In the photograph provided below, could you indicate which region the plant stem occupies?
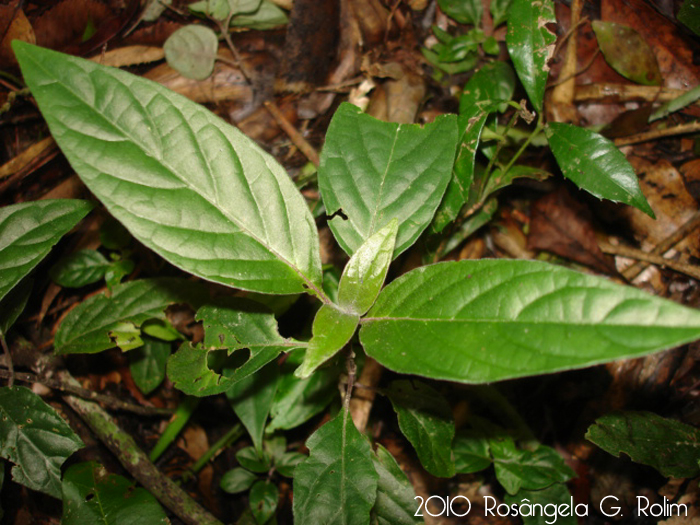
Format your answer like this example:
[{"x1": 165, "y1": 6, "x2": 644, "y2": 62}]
[
  {"x1": 150, "y1": 395, "x2": 201, "y2": 462},
  {"x1": 181, "y1": 423, "x2": 244, "y2": 483},
  {"x1": 500, "y1": 113, "x2": 544, "y2": 178},
  {"x1": 0, "y1": 336, "x2": 13, "y2": 387}
]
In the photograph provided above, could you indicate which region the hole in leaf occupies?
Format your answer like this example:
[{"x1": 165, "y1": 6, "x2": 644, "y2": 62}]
[{"x1": 327, "y1": 208, "x2": 348, "y2": 221}]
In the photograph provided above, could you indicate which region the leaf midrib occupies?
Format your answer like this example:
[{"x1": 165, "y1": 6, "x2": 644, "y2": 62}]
[{"x1": 360, "y1": 316, "x2": 700, "y2": 328}]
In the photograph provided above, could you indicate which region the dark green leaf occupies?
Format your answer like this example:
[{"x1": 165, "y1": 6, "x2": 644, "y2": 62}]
[
  {"x1": 250, "y1": 480, "x2": 278, "y2": 525},
  {"x1": 99, "y1": 218, "x2": 131, "y2": 251},
  {"x1": 360, "y1": 259, "x2": 700, "y2": 383},
  {"x1": 220, "y1": 467, "x2": 258, "y2": 494},
  {"x1": 55, "y1": 278, "x2": 206, "y2": 355},
  {"x1": 0, "y1": 199, "x2": 92, "y2": 302},
  {"x1": 591, "y1": 21, "x2": 661, "y2": 86},
  {"x1": 61, "y1": 461, "x2": 168, "y2": 524},
  {"x1": 0, "y1": 278, "x2": 32, "y2": 337},
  {"x1": 237, "y1": 446, "x2": 271, "y2": 473},
  {"x1": 293, "y1": 408, "x2": 378, "y2": 525},
  {"x1": 453, "y1": 430, "x2": 492, "y2": 473},
  {"x1": 586, "y1": 411, "x2": 700, "y2": 478},
  {"x1": 504, "y1": 483, "x2": 578, "y2": 525},
  {"x1": 226, "y1": 362, "x2": 279, "y2": 453},
  {"x1": 546, "y1": 122, "x2": 654, "y2": 217},
  {"x1": 370, "y1": 444, "x2": 422, "y2": 525},
  {"x1": 50, "y1": 249, "x2": 111, "y2": 288},
  {"x1": 0, "y1": 386, "x2": 83, "y2": 498},
  {"x1": 230, "y1": 0, "x2": 288, "y2": 30},
  {"x1": 679, "y1": 0, "x2": 700, "y2": 37},
  {"x1": 164, "y1": 25, "x2": 218, "y2": 80},
  {"x1": 14, "y1": 42, "x2": 323, "y2": 296},
  {"x1": 649, "y1": 85, "x2": 700, "y2": 122},
  {"x1": 386, "y1": 380, "x2": 455, "y2": 477},
  {"x1": 129, "y1": 337, "x2": 171, "y2": 395},
  {"x1": 438, "y1": 0, "x2": 482, "y2": 25},
  {"x1": 491, "y1": 439, "x2": 575, "y2": 495},
  {"x1": 318, "y1": 102, "x2": 458, "y2": 258},
  {"x1": 482, "y1": 165, "x2": 551, "y2": 199},
  {"x1": 506, "y1": 0, "x2": 556, "y2": 112},
  {"x1": 276, "y1": 452, "x2": 305, "y2": 478},
  {"x1": 491, "y1": 0, "x2": 513, "y2": 27}
]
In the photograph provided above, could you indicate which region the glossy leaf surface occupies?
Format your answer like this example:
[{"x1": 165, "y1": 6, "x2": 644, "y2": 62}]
[
  {"x1": 293, "y1": 409, "x2": 378, "y2": 525},
  {"x1": 14, "y1": 42, "x2": 323, "y2": 296},
  {"x1": 370, "y1": 444, "x2": 422, "y2": 525},
  {"x1": 319, "y1": 102, "x2": 458, "y2": 258},
  {"x1": 0, "y1": 199, "x2": 91, "y2": 302},
  {"x1": 0, "y1": 386, "x2": 83, "y2": 498},
  {"x1": 546, "y1": 123, "x2": 654, "y2": 217},
  {"x1": 360, "y1": 259, "x2": 700, "y2": 383}
]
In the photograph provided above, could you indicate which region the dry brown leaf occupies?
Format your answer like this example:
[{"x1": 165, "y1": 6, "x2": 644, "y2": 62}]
[
  {"x1": 0, "y1": 5, "x2": 35, "y2": 68},
  {"x1": 33, "y1": 0, "x2": 111, "y2": 51}
]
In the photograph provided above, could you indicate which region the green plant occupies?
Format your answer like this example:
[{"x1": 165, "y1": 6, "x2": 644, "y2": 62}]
[{"x1": 2, "y1": 0, "x2": 700, "y2": 521}]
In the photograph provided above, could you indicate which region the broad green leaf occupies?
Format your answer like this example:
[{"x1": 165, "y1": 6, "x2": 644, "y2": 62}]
[
  {"x1": 276, "y1": 451, "x2": 305, "y2": 477},
  {"x1": 318, "y1": 102, "x2": 459, "y2": 258},
  {"x1": 293, "y1": 408, "x2": 378, "y2": 525},
  {"x1": 438, "y1": 0, "x2": 482, "y2": 26},
  {"x1": 129, "y1": 337, "x2": 171, "y2": 395},
  {"x1": 586, "y1": 411, "x2": 700, "y2": 478},
  {"x1": 360, "y1": 259, "x2": 700, "y2": 383},
  {"x1": 491, "y1": 439, "x2": 575, "y2": 495},
  {"x1": 338, "y1": 219, "x2": 398, "y2": 315},
  {"x1": 226, "y1": 361, "x2": 279, "y2": 454},
  {"x1": 50, "y1": 249, "x2": 111, "y2": 288},
  {"x1": 591, "y1": 21, "x2": 661, "y2": 86},
  {"x1": 0, "y1": 199, "x2": 92, "y2": 302},
  {"x1": 54, "y1": 278, "x2": 206, "y2": 355},
  {"x1": 14, "y1": 42, "x2": 323, "y2": 296},
  {"x1": 491, "y1": 0, "x2": 513, "y2": 27},
  {"x1": 504, "y1": 483, "x2": 578, "y2": 525},
  {"x1": 453, "y1": 430, "x2": 492, "y2": 474},
  {"x1": 0, "y1": 278, "x2": 32, "y2": 337},
  {"x1": 164, "y1": 25, "x2": 218, "y2": 80},
  {"x1": 431, "y1": 178, "x2": 465, "y2": 234},
  {"x1": 142, "y1": 318, "x2": 183, "y2": 341},
  {"x1": 237, "y1": 446, "x2": 271, "y2": 473},
  {"x1": 546, "y1": 123, "x2": 654, "y2": 217},
  {"x1": 250, "y1": 480, "x2": 278, "y2": 525},
  {"x1": 61, "y1": 461, "x2": 168, "y2": 524},
  {"x1": 370, "y1": 444, "x2": 422, "y2": 525},
  {"x1": 0, "y1": 386, "x2": 83, "y2": 498},
  {"x1": 506, "y1": 0, "x2": 556, "y2": 112},
  {"x1": 268, "y1": 350, "x2": 340, "y2": 432},
  {"x1": 649, "y1": 85, "x2": 700, "y2": 122},
  {"x1": 679, "y1": 0, "x2": 700, "y2": 37},
  {"x1": 189, "y1": 0, "x2": 231, "y2": 19},
  {"x1": 221, "y1": 467, "x2": 258, "y2": 494},
  {"x1": 386, "y1": 380, "x2": 455, "y2": 478},
  {"x1": 230, "y1": 0, "x2": 288, "y2": 30},
  {"x1": 142, "y1": 0, "x2": 172, "y2": 22},
  {"x1": 296, "y1": 304, "x2": 359, "y2": 379}
]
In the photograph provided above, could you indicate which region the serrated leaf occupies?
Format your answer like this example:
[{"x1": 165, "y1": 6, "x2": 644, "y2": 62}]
[
  {"x1": 338, "y1": 219, "x2": 398, "y2": 315},
  {"x1": 237, "y1": 446, "x2": 271, "y2": 473},
  {"x1": 250, "y1": 480, "x2": 278, "y2": 525},
  {"x1": 14, "y1": 42, "x2": 323, "y2": 296},
  {"x1": 491, "y1": 439, "x2": 575, "y2": 495},
  {"x1": 370, "y1": 444, "x2": 422, "y2": 525},
  {"x1": 293, "y1": 408, "x2": 378, "y2": 525},
  {"x1": 129, "y1": 337, "x2": 171, "y2": 395},
  {"x1": 453, "y1": 430, "x2": 492, "y2": 473},
  {"x1": 231, "y1": 0, "x2": 288, "y2": 30},
  {"x1": 649, "y1": 85, "x2": 700, "y2": 122},
  {"x1": 221, "y1": 467, "x2": 258, "y2": 494},
  {"x1": 226, "y1": 361, "x2": 279, "y2": 454},
  {"x1": 50, "y1": 249, "x2": 111, "y2": 288},
  {"x1": 319, "y1": 102, "x2": 458, "y2": 258},
  {"x1": 296, "y1": 304, "x2": 359, "y2": 379},
  {"x1": 586, "y1": 411, "x2": 700, "y2": 478},
  {"x1": 54, "y1": 278, "x2": 206, "y2": 355},
  {"x1": 491, "y1": 0, "x2": 513, "y2": 27},
  {"x1": 360, "y1": 259, "x2": 700, "y2": 383},
  {"x1": 679, "y1": 0, "x2": 700, "y2": 37},
  {"x1": 591, "y1": 21, "x2": 661, "y2": 86},
  {"x1": 438, "y1": 0, "x2": 482, "y2": 25},
  {"x1": 506, "y1": 0, "x2": 556, "y2": 112},
  {"x1": 386, "y1": 380, "x2": 455, "y2": 478},
  {"x1": 164, "y1": 25, "x2": 218, "y2": 80},
  {"x1": 0, "y1": 199, "x2": 92, "y2": 302},
  {"x1": 0, "y1": 386, "x2": 84, "y2": 498},
  {"x1": 61, "y1": 461, "x2": 168, "y2": 524},
  {"x1": 504, "y1": 483, "x2": 577, "y2": 525},
  {"x1": 546, "y1": 122, "x2": 654, "y2": 217}
]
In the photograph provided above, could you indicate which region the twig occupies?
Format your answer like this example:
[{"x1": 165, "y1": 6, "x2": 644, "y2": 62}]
[
  {"x1": 216, "y1": 16, "x2": 252, "y2": 84},
  {"x1": 264, "y1": 101, "x2": 320, "y2": 167},
  {"x1": 59, "y1": 370, "x2": 224, "y2": 525},
  {"x1": 599, "y1": 241, "x2": 700, "y2": 281},
  {"x1": 614, "y1": 121, "x2": 700, "y2": 147},
  {"x1": 547, "y1": 49, "x2": 599, "y2": 89},
  {"x1": 0, "y1": 368, "x2": 173, "y2": 417},
  {"x1": 575, "y1": 84, "x2": 684, "y2": 103},
  {"x1": 349, "y1": 357, "x2": 383, "y2": 433},
  {"x1": 622, "y1": 210, "x2": 700, "y2": 281},
  {"x1": 0, "y1": 336, "x2": 13, "y2": 387},
  {"x1": 181, "y1": 423, "x2": 244, "y2": 483}
]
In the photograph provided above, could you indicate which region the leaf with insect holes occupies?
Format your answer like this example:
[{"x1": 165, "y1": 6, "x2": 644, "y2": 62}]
[
  {"x1": 360, "y1": 259, "x2": 700, "y2": 383},
  {"x1": 14, "y1": 42, "x2": 323, "y2": 297}
]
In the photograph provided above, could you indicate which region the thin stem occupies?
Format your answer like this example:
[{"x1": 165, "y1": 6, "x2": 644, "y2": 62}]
[
  {"x1": 150, "y1": 396, "x2": 201, "y2": 462},
  {"x1": 181, "y1": 423, "x2": 244, "y2": 483},
  {"x1": 483, "y1": 110, "x2": 520, "y2": 184},
  {"x1": 0, "y1": 336, "x2": 13, "y2": 387},
  {"x1": 216, "y1": 15, "x2": 252, "y2": 84},
  {"x1": 500, "y1": 112, "x2": 544, "y2": 178}
]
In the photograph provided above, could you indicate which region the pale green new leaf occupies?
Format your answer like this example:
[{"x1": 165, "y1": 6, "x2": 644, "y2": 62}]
[
  {"x1": 54, "y1": 278, "x2": 207, "y2": 355},
  {"x1": 164, "y1": 25, "x2": 218, "y2": 80},
  {"x1": 0, "y1": 199, "x2": 92, "y2": 302},
  {"x1": 506, "y1": 0, "x2": 556, "y2": 112},
  {"x1": 61, "y1": 461, "x2": 168, "y2": 524},
  {"x1": 293, "y1": 408, "x2": 378, "y2": 525},
  {"x1": 370, "y1": 444, "x2": 422, "y2": 525},
  {"x1": 319, "y1": 102, "x2": 458, "y2": 258},
  {"x1": 546, "y1": 122, "x2": 654, "y2": 217},
  {"x1": 0, "y1": 386, "x2": 84, "y2": 498},
  {"x1": 360, "y1": 259, "x2": 700, "y2": 383},
  {"x1": 386, "y1": 380, "x2": 455, "y2": 477},
  {"x1": 14, "y1": 42, "x2": 323, "y2": 296},
  {"x1": 50, "y1": 249, "x2": 111, "y2": 288},
  {"x1": 338, "y1": 219, "x2": 398, "y2": 315}
]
